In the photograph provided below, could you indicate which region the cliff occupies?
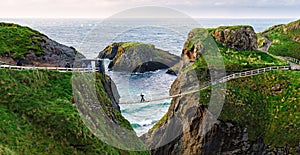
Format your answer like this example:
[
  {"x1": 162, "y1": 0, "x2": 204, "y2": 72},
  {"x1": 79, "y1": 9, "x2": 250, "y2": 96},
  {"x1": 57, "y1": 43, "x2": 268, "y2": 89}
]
[
  {"x1": 0, "y1": 69, "x2": 148, "y2": 154},
  {"x1": 260, "y1": 19, "x2": 300, "y2": 59},
  {"x1": 98, "y1": 42, "x2": 180, "y2": 73},
  {"x1": 0, "y1": 23, "x2": 84, "y2": 67},
  {"x1": 210, "y1": 25, "x2": 258, "y2": 50},
  {"x1": 142, "y1": 25, "x2": 298, "y2": 154}
]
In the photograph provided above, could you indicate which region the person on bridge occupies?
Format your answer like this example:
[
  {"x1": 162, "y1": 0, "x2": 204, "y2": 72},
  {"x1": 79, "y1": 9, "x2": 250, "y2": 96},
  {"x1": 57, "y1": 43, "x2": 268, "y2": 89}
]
[
  {"x1": 17, "y1": 58, "x2": 22, "y2": 66},
  {"x1": 65, "y1": 62, "x2": 71, "y2": 68},
  {"x1": 87, "y1": 64, "x2": 92, "y2": 70},
  {"x1": 140, "y1": 93, "x2": 146, "y2": 102},
  {"x1": 82, "y1": 62, "x2": 86, "y2": 68}
]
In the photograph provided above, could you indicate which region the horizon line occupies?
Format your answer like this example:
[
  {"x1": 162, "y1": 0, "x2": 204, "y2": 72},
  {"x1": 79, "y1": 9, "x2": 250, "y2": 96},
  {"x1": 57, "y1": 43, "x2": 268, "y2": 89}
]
[{"x1": 0, "y1": 16, "x2": 298, "y2": 19}]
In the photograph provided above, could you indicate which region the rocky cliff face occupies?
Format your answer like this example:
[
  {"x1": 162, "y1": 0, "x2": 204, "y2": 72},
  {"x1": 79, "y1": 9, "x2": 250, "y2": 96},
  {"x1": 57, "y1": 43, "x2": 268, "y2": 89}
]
[
  {"x1": 98, "y1": 42, "x2": 180, "y2": 73},
  {"x1": 211, "y1": 26, "x2": 258, "y2": 50},
  {"x1": 0, "y1": 23, "x2": 84, "y2": 67},
  {"x1": 102, "y1": 75, "x2": 121, "y2": 112},
  {"x1": 23, "y1": 37, "x2": 85, "y2": 67},
  {"x1": 142, "y1": 27, "x2": 298, "y2": 154}
]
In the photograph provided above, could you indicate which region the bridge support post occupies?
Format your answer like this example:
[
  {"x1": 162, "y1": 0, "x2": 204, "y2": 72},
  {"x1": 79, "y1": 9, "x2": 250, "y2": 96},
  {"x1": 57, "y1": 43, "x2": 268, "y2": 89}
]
[{"x1": 98, "y1": 59, "x2": 105, "y2": 75}]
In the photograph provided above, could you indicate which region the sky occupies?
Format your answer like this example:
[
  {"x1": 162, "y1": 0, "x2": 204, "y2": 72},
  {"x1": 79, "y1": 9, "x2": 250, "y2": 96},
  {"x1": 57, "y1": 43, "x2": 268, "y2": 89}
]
[{"x1": 0, "y1": 0, "x2": 299, "y2": 18}]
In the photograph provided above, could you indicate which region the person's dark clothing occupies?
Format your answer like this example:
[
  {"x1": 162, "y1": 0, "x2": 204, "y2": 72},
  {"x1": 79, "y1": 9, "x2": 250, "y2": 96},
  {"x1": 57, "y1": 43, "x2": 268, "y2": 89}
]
[
  {"x1": 140, "y1": 94, "x2": 145, "y2": 102},
  {"x1": 17, "y1": 59, "x2": 22, "y2": 66},
  {"x1": 65, "y1": 63, "x2": 71, "y2": 68}
]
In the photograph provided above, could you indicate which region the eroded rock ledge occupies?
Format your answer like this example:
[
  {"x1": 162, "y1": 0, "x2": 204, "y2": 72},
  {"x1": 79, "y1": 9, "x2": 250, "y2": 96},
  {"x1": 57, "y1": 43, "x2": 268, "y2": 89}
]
[{"x1": 98, "y1": 42, "x2": 180, "y2": 73}]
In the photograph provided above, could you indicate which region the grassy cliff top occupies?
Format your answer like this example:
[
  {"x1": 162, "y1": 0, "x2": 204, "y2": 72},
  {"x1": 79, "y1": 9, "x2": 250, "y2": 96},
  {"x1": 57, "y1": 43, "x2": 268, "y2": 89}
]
[
  {"x1": 261, "y1": 19, "x2": 300, "y2": 59},
  {"x1": 192, "y1": 42, "x2": 287, "y2": 75},
  {"x1": 0, "y1": 22, "x2": 47, "y2": 58},
  {"x1": 206, "y1": 25, "x2": 254, "y2": 32},
  {"x1": 199, "y1": 70, "x2": 300, "y2": 149},
  {"x1": 217, "y1": 44, "x2": 287, "y2": 72},
  {"x1": 0, "y1": 69, "x2": 149, "y2": 155},
  {"x1": 181, "y1": 27, "x2": 288, "y2": 85},
  {"x1": 216, "y1": 25, "x2": 254, "y2": 30}
]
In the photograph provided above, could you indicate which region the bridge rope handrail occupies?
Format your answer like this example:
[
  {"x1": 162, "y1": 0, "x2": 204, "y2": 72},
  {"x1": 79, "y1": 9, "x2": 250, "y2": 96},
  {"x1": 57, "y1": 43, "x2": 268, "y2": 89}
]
[
  {"x1": 119, "y1": 65, "x2": 291, "y2": 104},
  {"x1": 0, "y1": 64, "x2": 293, "y2": 104},
  {"x1": 283, "y1": 57, "x2": 300, "y2": 65}
]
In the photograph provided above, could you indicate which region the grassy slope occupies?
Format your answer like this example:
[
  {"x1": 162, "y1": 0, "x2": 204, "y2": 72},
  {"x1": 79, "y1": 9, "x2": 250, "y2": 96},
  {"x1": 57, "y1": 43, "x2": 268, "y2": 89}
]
[
  {"x1": 152, "y1": 28, "x2": 288, "y2": 132},
  {"x1": 0, "y1": 23, "x2": 46, "y2": 58},
  {"x1": 0, "y1": 69, "x2": 149, "y2": 155},
  {"x1": 262, "y1": 19, "x2": 300, "y2": 59},
  {"x1": 192, "y1": 42, "x2": 288, "y2": 82},
  {"x1": 191, "y1": 27, "x2": 288, "y2": 73},
  {"x1": 218, "y1": 43, "x2": 287, "y2": 72},
  {"x1": 196, "y1": 27, "x2": 298, "y2": 148},
  {"x1": 199, "y1": 70, "x2": 300, "y2": 149}
]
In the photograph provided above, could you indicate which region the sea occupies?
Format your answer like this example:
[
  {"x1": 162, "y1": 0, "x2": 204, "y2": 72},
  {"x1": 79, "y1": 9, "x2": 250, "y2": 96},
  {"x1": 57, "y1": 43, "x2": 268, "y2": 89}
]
[{"x1": 0, "y1": 18, "x2": 296, "y2": 136}]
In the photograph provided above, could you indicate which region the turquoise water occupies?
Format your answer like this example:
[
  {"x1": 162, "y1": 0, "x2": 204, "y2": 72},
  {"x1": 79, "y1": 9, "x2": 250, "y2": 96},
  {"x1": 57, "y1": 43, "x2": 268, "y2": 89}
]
[
  {"x1": 0, "y1": 18, "x2": 296, "y2": 136},
  {"x1": 104, "y1": 60, "x2": 176, "y2": 136}
]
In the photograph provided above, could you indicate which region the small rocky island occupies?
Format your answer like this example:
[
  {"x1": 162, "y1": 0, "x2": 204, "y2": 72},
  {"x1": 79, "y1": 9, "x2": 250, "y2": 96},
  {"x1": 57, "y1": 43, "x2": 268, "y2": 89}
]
[{"x1": 98, "y1": 42, "x2": 180, "y2": 73}]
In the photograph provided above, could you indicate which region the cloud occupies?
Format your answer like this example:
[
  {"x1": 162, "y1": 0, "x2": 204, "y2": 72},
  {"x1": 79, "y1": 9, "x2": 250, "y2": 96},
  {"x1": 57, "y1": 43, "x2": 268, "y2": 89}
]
[{"x1": 0, "y1": 0, "x2": 299, "y2": 18}]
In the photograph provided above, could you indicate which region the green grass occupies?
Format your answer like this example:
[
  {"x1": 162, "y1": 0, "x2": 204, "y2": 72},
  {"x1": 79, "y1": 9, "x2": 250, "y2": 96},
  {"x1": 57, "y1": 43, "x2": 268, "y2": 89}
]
[
  {"x1": 191, "y1": 42, "x2": 288, "y2": 77},
  {"x1": 216, "y1": 25, "x2": 253, "y2": 31},
  {"x1": 199, "y1": 70, "x2": 300, "y2": 150},
  {"x1": 0, "y1": 69, "x2": 149, "y2": 154},
  {"x1": 262, "y1": 19, "x2": 300, "y2": 59},
  {"x1": 217, "y1": 44, "x2": 288, "y2": 72},
  {"x1": 121, "y1": 42, "x2": 142, "y2": 49},
  {"x1": 183, "y1": 28, "x2": 287, "y2": 74},
  {"x1": 150, "y1": 113, "x2": 168, "y2": 132},
  {"x1": 257, "y1": 33, "x2": 266, "y2": 48},
  {"x1": 0, "y1": 23, "x2": 46, "y2": 58}
]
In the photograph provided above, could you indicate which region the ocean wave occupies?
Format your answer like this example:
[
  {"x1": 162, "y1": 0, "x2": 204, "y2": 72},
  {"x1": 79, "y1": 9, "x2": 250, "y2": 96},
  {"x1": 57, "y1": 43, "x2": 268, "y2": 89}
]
[
  {"x1": 131, "y1": 120, "x2": 158, "y2": 129},
  {"x1": 121, "y1": 102, "x2": 170, "y2": 113}
]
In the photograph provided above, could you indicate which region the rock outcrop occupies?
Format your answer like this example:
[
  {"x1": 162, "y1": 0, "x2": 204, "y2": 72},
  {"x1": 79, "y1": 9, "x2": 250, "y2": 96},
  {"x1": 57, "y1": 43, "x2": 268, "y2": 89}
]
[
  {"x1": 0, "y1": 23, "x2": 85, "y2": 67},
  {"x1": 211, "y1": 25, "x2": 258, "y2": 50},
  {"x1": 142, "y1": 27, "x2": 298, "y2": 154},
  {"x1": 133, "y1": 61, "x2": 170, "y2": 73},
  {"x1": 23, "y1": 38, "x2": 85, "y2": 67},
  {"x1": 98, "y1": 42, "x2": 180, "y2": 73},
  {"x1": 102, "y1": 75, "x2": 121, "y2": 111}
]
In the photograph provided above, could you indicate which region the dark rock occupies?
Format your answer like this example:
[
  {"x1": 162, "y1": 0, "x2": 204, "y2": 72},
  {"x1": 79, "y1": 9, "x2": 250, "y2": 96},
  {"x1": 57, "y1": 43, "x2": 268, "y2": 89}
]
[
  {"x1": 0, "y1": 34, "x2": 85, "y2": 67},
  {"x1": 101, "y1": 45, "x2": 118, "y2": 60},
  {"x1": 32, "y1": 37, "x2": 85, "y2": 67},
  {"x1": 98, "y1": 42, "x2": 180, "y2": 73},
  {"x1": 166, "y1": 62, "x2": 182, "y2": 76},
  {"x1": 102, "y1": 76, "x2": 121, "y2": 112},
  {"x1": 211, "y1": 26, "x2": 258, "y2": 50},
  {"x1": 166, "y1": 69, "x2": 177, "y2": 75},
  {"x1": 133, "y1": 61, "x2": 169, "y2": 73},
  {"x1": 271, "y1": 83, "x2": 282, "y2": 94}
]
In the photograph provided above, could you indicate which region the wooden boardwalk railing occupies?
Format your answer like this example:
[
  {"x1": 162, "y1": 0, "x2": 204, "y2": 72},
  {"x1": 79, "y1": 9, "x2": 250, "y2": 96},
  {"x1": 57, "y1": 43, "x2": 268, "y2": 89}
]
[{"x1": 0, "y1": 65, "x2": 98, "y2": 72}]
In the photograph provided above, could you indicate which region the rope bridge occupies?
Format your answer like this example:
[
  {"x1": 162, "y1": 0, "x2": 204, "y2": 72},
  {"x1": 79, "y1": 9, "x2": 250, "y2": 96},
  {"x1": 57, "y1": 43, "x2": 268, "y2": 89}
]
[
  {"x1": 119, "y1": 66, "x2": 291, "y2": 104},
  {"x1": 0, "y1": 63, "x2": 295, "y2": 105}
]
